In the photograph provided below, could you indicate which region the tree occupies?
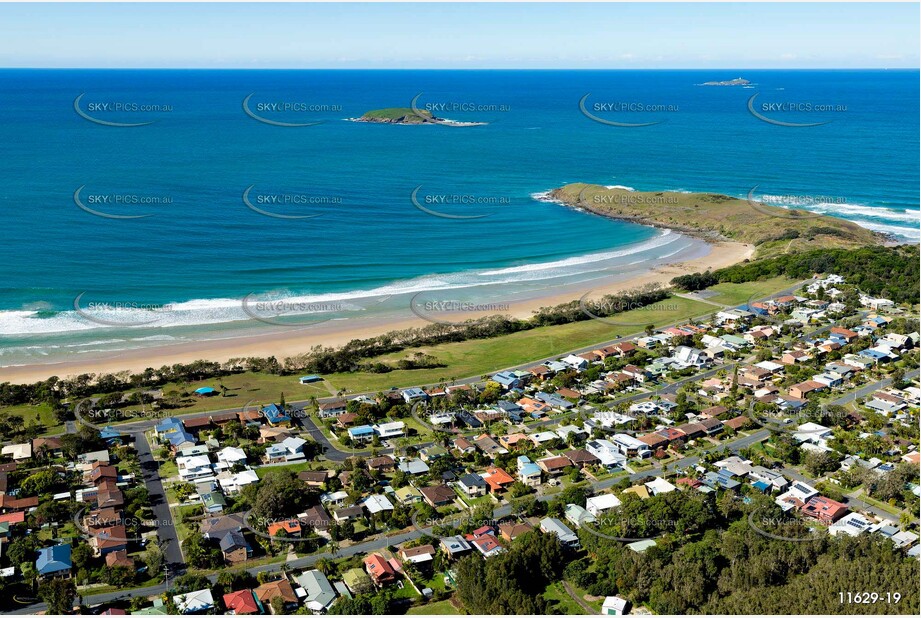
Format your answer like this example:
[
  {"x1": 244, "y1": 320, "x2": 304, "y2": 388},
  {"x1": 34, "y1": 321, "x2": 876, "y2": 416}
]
[
  {"x1": 19, "y1": 469, "x2": 59, "y2": 496},
  {"x1": 38, "y1": 579, "x2": 77, "y2": 615},
  {"x1": 143, "y1": 541, "x2": 165, "y2": 574}
]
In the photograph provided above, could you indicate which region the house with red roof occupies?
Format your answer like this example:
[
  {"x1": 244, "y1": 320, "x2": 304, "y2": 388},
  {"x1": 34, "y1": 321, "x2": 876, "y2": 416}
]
[
  {"x1": 364, "y1": 553, "x2": 397, "y2": 586},
  {"x1": 482, "y1": 468, "x2": 515, "y2": 493},
  {"x1": 223, "y1": 589, "x2": 260, "y2": 615},
  {"x1": 471, "y1": 534, "x2": 504, "y2": 558},
  {"x1": 801, "y1": 496, "x2": 848, "y2": 524}
]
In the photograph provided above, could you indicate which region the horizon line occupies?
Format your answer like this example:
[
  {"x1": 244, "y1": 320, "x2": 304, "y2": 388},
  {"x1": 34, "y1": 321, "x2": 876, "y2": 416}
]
[{"x1": 2, "y1": 66, "x2": 918, "y2": 71}]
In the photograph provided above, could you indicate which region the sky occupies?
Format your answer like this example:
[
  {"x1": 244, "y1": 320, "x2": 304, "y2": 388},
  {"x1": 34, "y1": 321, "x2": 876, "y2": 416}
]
[{"x1": 0, "y1": 2, "x2": 918, "y2": 69}]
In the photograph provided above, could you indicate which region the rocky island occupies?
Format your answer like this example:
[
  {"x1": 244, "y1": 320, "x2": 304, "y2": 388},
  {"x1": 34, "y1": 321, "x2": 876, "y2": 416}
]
[
  {"x1": 353, "y1": 107, "x2": 485, "y2": 126},
  {"x1": 700, "y1": 77, "x2": 751, "y2": 86}
]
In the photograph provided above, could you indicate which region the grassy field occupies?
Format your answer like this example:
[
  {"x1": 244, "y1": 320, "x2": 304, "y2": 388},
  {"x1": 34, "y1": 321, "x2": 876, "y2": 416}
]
[
  {"x1": 0, "y1": 402, "x2": 64, "y2": 435},
  {"x1": 254, "y1": 460, "x2": 328, "y2": 478},
  {"x1": 542, "y1": 581, "x2": 587, "y2": 615},
  {"x1": 555, "y1": 184, "x2": 881, "y2": 258},
  {"x1": 42, "y1": 295, "x2": 715, "y2": 432},
  {"x1": 321, "y1": 296, "x2": 713, "y2": 395},
  {"x1": 406, "y1": 599, "x2": 463, "y2": 615},
  {"x1": 703, "y1": 276, "x2": 799, "y2": 306}
]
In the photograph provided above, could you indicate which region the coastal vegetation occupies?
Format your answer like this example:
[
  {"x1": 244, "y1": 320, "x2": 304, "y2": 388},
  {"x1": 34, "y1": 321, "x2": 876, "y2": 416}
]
[
  {"x1": 0, "y1": 285, "x2": 675, "y2": 412},
  {"x1": 672, "y1": 244, "x2": 920, "y2": 305},
  {"x1": 358, "y1": 107, "x2": 441, "y2": 124},
  {"x1": 2, "y1": 245, "x2": 916, "y2": 439},
  {"x1": 573, "y1": 497, "x2": 919, "y2": 614},
  {"x1": 550, "y1": 183, "x2": 883, "y2": 258}
]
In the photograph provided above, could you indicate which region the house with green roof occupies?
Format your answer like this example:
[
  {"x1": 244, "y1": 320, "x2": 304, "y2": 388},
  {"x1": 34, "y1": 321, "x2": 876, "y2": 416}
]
[{"x1": 395, "y1": 485, "x2": 422, "y2": 505}]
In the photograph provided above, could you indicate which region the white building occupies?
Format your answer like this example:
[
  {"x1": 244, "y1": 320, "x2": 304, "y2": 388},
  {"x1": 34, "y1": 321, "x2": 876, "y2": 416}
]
[
  {"x1": 585, "y1": 439, "x2": 627, "y2": 469},
  {"x1": 176, "y1": 454, "x2": 213, "y2": 481},
  {"x1": 373, "y1": 421, "x2": 406, "y2": 439},
  {"x1": 586, "y1": 493, "x2": 622, "y2": 517}
]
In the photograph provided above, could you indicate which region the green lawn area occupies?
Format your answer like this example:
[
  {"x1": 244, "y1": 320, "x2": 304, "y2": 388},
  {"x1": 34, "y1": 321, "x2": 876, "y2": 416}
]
[
  {"x1": 37, "y1": 522, "x2": 80, "y2": 542},
  {"x1": 542, "y1": 582, "x2": 586, "y2": 615},
  {"x1": 157, "y1": 459, "x2": 178, "y2": 480},
  {"x1": 322, "y1": 296, "x2": 715, "y2": 395},
  {"x1": 703, "y1": 276, "x2": 798, "y2": 306},
  {"x1": 392, "y1": 578, "x2": 422, "y2": 600},
  {"x1": 419, "y1": 571, "x2": 451, "y2": 594},
  {"x1": 255, "y1": 460, "x2": 325, "y2": 478},
  {"x1": 30, "y1": 294, "x2": 719, "y2": 436},
  {"x1": 406, "y1": 599, "x2": 463, "y2": 615},
  {"x1": 1, "y1": 402, "x2": 64, "y2": 435},
  {"x1": 136, "y1": 296, "x2": 713, "y2": 409}
]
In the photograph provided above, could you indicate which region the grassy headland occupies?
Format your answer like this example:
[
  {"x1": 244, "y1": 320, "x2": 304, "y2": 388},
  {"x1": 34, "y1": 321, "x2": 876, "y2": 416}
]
[{"x1": 550, "y1": 183, "x2": 884, "y2": 258}]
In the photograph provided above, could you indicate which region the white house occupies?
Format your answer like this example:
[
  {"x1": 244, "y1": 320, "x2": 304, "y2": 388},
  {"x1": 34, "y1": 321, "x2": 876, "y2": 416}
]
[
  {"x1": 373, "y1": 421, "x2": 406, "y2": 439},
  {"x1": 586, "y1": 493, "x2": 622, "y2": 517},
  {"x1": 560, "y1": 354, "x2": 589, "y2": 370},
  {"x1": 644, "y1": 477, "x2": 677, "y2": 496},
  {"x1": 173, "y1": 589, "x2": 215, "y2": 614},
  {"x1": 586, "y1": 439, "x2": 627, "y2": 469},
  {"x1": 176, "y1": 455, "x2": 214, "y2": 481},
  {"x1": 362, "y1": 494, "x2": 394, "y2": 515},
  {"x1": 829, "y1": 512, "x2": 873, "y2": 537},
  {"x1": 602, "y1": 596, "x2": 629, "y2": 616},
  {"x1": 215, "y1": 447, "x2": 247, "y2": 470}
]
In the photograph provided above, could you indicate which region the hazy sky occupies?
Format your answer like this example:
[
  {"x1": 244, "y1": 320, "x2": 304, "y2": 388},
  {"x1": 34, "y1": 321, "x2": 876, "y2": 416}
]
[{"x1": 0, "y1": 2, "x2": 917, "y2": 69}]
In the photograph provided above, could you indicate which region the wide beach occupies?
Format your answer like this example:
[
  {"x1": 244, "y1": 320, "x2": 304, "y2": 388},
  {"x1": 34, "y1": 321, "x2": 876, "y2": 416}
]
[{"x1": 0, "y1": 239, "x2": 752, "y2": 384}]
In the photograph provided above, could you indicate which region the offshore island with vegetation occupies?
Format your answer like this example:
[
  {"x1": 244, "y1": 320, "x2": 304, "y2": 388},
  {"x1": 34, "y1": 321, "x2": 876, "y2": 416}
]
[{"x1": 354, "y1": 107, "x2": 485, "y2": 126}]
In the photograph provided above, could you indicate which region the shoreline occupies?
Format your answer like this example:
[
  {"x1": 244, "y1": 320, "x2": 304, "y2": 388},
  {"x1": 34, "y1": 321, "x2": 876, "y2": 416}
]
[{"x1": 0, "y1": 239, "x2": 753, "y2": 384}]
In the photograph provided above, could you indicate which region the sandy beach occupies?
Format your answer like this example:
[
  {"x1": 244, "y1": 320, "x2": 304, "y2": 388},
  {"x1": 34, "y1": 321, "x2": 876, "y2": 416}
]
[{"x1": 0, "y1": 240, "x2": 753, "y2": 384}]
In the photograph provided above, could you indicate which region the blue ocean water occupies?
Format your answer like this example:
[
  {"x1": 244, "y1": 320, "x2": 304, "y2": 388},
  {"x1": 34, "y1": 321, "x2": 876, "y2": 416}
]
[{"x1": 0, "y1": 69, "x2": 917, "y2": 363}]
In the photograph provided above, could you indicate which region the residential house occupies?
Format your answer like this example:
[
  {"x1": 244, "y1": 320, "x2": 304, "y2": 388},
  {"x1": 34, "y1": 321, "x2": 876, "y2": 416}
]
[
  {"x1": 363, "y1": 553, "x2": 397, "y2": 586},
  {"x1": 586, "y1": 493, "x2": 622, "y2": 517},
  {"x1": 540, "y1": 517, "x2": 579, "y2": 548},
  {"x1": 498, "y1": 521, "x2": 533, "y2": 542},
  {"x1": 219, "y1": 531, "x2": 251, "y2": 564},
  {"x1": 173, "y1": 589, "x2": 215, "y2": 614},
  {"x1": 517, "y1": 456, "x2": 543, "y2": 487},
  {"x1": 36, "y1": 544, "x2": 71, "y2": 579},
  {"x1": 420, "y1": 484, "x2": 456, "y2": 508},
  {"x1": 296, "y1": 570, "x2": 337, "y2": 614},
  {"x1": 441, "y1": 536, "x2": 473, "y2": 559},
  {"x1": 400, "y1": 544, "x2": 437, "y2": 565},
  {"x1": 254, "y1": 579, "x2": 299, "y2": 613},
  {"x1": 222, "y1": 590, "x2": 260, "y2": 615}
]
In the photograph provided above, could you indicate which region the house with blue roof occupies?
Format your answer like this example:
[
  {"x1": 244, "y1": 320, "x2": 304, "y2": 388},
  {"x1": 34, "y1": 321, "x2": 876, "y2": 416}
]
[
  {"x1": 751, "y1": 480, "x2": 771, "y2": 493},
  {"x1": 36, "y1": 543, "x2": 72, "y2": 578},
  {"x1": 347, "y1": 425, "x2": 375, "y2": 443},
  {"x1": 401, "y1": 387, "x2": 428, "y2": 403},
  {"x1": 492, "y1": 371, "x2": 521, "y2": 390},
  {"x1": 536, "y1": 392, "x2": 573, "y2": 410},
  {"x1": 155, "y1": 417, "x2": 196, "y2": 451},
  {"x1": 155, "y1": 417, "x2": 184, "y2": 435},
  {"x1": 858, "y1": 348, "x2": 890, "y2": 363},
  {"x1": 99, "y1": 426, "x2": 124, "y2": 445},
  {"x1": 517, "y1": 456, "x2": 542, "y2": 487},
  {"x1": 262, "y1": 403, "x2": 291, "y2": 427}
]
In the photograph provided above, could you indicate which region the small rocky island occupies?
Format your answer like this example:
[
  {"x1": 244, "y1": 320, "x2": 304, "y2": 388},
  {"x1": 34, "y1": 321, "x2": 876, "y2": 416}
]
[
  {"x1": 700, "y1": 77, "x2": 751, "y2": 86},
  {"x1": 353, "y1": 107, "x2": 485, "y2": 126},
  {"x1": 355, "y1": 107, "x2": 445, "y2": 124}
]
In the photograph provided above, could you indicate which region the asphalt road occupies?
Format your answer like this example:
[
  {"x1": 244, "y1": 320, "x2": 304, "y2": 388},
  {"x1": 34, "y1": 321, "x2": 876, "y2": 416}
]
[{"x1": 134, "y1": 431, "x2": 184, "y2": 567}]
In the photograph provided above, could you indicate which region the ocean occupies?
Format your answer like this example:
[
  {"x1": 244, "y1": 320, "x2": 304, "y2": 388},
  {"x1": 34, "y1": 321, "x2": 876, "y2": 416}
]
[{"x1": 0, "y1": 69, "x2": 917, "y2": 367}]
